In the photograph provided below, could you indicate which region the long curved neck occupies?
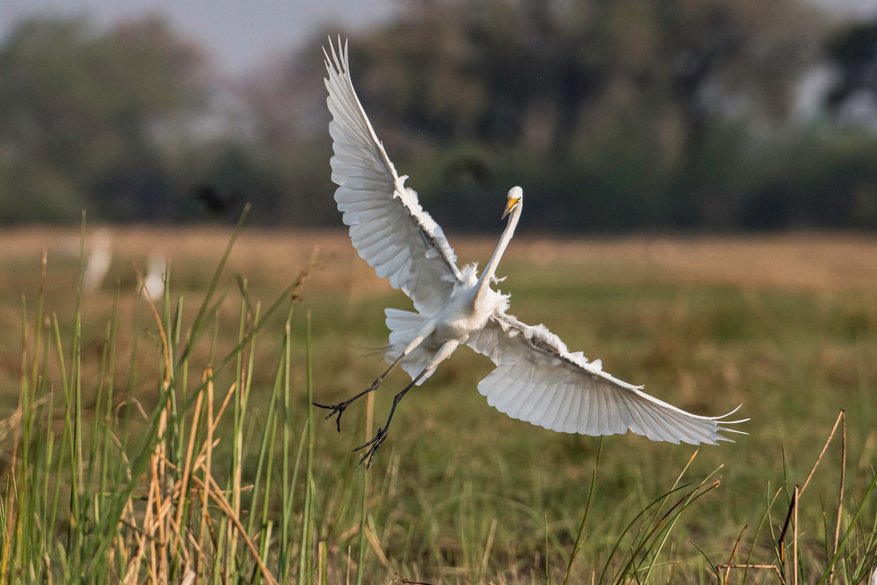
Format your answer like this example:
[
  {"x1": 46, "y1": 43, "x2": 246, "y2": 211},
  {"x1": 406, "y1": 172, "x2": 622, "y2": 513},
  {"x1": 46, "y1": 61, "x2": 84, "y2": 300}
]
[{"x1": 475, "y1": 202, "x2": 522, "y2": 300}]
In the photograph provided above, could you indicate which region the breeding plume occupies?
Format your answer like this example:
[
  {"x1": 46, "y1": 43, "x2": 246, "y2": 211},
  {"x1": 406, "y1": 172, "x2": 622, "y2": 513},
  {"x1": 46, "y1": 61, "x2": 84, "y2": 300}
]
[{"x1": 317, "y1": 40, "x2": 745, "y2": 466}]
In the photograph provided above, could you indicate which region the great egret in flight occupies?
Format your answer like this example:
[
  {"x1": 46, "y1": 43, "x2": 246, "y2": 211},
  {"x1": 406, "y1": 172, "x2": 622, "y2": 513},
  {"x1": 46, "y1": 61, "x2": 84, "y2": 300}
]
[{"x1": 317, "y1": 40, "x2": 745, "y2": 467}]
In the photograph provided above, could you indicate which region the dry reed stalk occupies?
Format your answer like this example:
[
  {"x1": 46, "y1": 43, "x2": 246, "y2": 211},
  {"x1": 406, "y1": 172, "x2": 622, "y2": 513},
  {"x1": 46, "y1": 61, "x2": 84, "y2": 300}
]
[
  {"x1": 199, "y1": 368, "x2": 214, "y2": 579},
  {"x1": 139, "y1": 267, "x2": 174, "y2": 585},
  {"x1": 188, "y1": 466, "x2": 279, "y2": 585},
  {"x1": 110, "y1": 431, "x2": 139, "y2": 576},
  {"x1": 787, "y1": 409, "x2": 847, "y2": 585},
  {"x1": 187, "y1": 531, "x2": 205, "y2": 569},
  {"x1": 197, "y1": 488, "x2": 219, "y2": 552},
  {"x1": 829, "y1": 413, "x2": 846, "y2": 585},
  {"x1": 124, "y1": 474, "x2": 156, "y2": 584},
  {"x1": 148, "y1": 456, "x2": 162, "y2": 584},
  {"x1": 119, "y1": 491, "x2": 140, "y2": 576},
  {"x1": 172, "y1": 388, "x2": 203, "y2": 567},
  {"x1": 191, "y1": 379, "x2": 236, "y2": 579},
  {"x1": 716, "y1": 564, "x2": 786, "y2": 584},
  {"x1": 192, "y1": 381, "x2": 235, "y2": 466},
  {"x1": 793, "y1": 485, "x2": 799, "y2": 585},
  {"x1": 0, "y1": 308, "x2": 29, "y2": 584},
  {"x1": 230, "y1": 314, "x2": 251, "y2": 578},
  {"x1": 154, "y1": 434, "x2": 168, "y2": 581},
  {"x1": 364, "y1": 523, "x2": 390, "y2": 568},
  {"x1": 0, "y1": 402, "x2": 31, "y2": 439},
  {"x1": 153, "y1": 454, "x2": 253, "y2": 563},
  {"x1": 801, "y1": 410, "x2": 846, "y2": 496},
  {"x1": 222, "y1": 517, "x2": 231, "y2": 585},
  {"x1": 165, "y1": 513, "x2": 190, "y2": 566},
  {"x1": 118, "y1": 519, "x2": 164, "y2": 545},
  {"x1": 480, "y1": 518, "x2": 498, "y2": 583},
  {"x1": 721, "y1": 522, "x2": 748, "y2": 585},
  {"x1": 150, "y1": 448, "x2": 170, "y2": 584}
]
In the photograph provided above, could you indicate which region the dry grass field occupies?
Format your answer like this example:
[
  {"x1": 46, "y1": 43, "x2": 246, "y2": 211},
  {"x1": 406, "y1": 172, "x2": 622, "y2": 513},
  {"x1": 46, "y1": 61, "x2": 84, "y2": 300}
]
[{"x1": 0, "y1": 225, "x2": 875, "y2": 584}]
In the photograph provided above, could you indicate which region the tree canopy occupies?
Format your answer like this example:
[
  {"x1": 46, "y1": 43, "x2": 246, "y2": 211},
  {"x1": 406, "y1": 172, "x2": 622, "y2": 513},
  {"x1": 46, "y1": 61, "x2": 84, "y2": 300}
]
[
  {"x1": 2, "y1": 1, "x2": 877, "y2": 231},
  {"x1": 0, "y1": 16, "x2": 209, "y2": 222}
]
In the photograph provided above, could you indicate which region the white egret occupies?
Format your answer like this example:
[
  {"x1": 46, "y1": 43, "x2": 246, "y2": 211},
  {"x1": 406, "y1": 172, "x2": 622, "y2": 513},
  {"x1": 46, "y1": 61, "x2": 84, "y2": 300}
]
[
  {"x1": 141, "y1": 250, "x2": 167, "y2": 302},
  {"x1": 83, "y1": 228, "x2": 113, "y2": 295},
  {"x1": 317, "y1": 40, "x2": 745, "y2": 466}
]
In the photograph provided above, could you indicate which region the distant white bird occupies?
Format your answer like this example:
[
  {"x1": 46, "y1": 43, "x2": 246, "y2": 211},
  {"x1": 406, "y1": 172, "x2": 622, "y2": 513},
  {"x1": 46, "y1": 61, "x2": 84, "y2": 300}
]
[
  {"x1": 83, "y1": 228, "x2": 112, "y2": 294},
  {"x1": 141, "y1": 250, "x2": 167, "y2": 302},
  {"x1": 316, "y1": 40, "x2": 745, "y2": 466}
]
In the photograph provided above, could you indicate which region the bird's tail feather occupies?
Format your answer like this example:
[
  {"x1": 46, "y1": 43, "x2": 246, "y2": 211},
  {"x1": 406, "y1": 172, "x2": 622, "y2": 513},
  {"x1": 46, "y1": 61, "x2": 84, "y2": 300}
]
[{"x1": 384, "y1": 308, "x2": 436, "y2": 385}]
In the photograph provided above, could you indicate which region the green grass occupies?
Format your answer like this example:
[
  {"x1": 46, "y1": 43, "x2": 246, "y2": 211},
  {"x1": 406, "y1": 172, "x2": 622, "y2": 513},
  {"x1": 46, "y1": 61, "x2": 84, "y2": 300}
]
[{"x1": 0, "y1": 224, "x2": 875, "y2": 583}]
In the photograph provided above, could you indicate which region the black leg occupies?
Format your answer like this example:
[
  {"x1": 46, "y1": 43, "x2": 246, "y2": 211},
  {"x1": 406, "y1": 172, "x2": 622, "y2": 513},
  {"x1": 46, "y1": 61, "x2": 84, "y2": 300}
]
[
  {"x1": 354, "y1": 368, "x2": 427, "y2": 469},
  {"x1": 313, "y1": 353, "x2": 405, "y2": 432}
]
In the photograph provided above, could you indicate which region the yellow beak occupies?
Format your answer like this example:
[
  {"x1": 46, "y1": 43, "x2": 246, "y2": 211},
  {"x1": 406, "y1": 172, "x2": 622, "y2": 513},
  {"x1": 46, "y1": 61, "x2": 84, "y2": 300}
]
[{"x1": 502, "y1": 198, "x2": 520, "y2": 220}]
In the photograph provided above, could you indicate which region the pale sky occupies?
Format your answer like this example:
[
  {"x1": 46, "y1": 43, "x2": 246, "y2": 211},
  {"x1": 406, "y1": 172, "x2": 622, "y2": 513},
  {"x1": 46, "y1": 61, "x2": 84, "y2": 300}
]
[
  {"x1": 0, "y1": 0, "x2": 398, "y2": 74},
  {"x1": 1, "y1": 0, "x2": 875, "y2": 76}
]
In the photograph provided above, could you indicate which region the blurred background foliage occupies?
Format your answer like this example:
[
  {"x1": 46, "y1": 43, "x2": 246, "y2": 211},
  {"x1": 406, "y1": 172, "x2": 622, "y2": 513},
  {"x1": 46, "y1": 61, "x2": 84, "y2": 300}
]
[{"x1": 3, "y1": 0, "x2": 877, "y2": 231}]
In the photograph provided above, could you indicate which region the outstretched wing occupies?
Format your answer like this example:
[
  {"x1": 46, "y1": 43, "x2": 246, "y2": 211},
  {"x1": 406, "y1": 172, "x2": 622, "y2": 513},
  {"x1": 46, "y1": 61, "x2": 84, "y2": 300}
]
[
  {"x1": 467, "y1": 313, "x2": 746, "y2": 445},
  {"x1": 325, "y1": 40, "x2": 463, "y2": 316}
]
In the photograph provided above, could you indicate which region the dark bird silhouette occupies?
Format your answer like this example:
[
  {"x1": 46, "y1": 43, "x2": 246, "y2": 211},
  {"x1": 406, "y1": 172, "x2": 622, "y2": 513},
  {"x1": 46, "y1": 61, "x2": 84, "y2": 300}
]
[
  {"x1": 192, "y1": 184, "x2": 242, "y2": 216},
  {"x1": 442, "y1": 155, "x2": 493, "y2": 184}
]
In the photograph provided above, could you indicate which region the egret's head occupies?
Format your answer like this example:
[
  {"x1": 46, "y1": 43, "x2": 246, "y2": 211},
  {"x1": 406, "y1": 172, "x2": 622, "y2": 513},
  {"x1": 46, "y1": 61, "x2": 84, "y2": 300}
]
[{"x1": 503, "y1": 186, "x2": 523, "y2": 219}]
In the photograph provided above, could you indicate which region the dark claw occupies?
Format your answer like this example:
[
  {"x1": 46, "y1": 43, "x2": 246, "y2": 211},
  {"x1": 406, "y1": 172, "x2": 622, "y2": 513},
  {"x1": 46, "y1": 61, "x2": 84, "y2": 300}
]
[
  {"x1": 353, "y1": 428, "x2": 388, "y2": 469},
  {"x1": 313, "y1": 402, "x2": 346, "y2": 432}
]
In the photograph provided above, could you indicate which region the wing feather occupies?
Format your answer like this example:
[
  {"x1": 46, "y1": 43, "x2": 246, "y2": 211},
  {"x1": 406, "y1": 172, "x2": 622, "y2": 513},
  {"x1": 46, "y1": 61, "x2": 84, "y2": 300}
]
[
  {"x1": 468, "y1": 313, "x2": 746, "y2": 445},
  {"x1": 544, "y1": 383, "x2": 569, "y2": 429},
  {"x1": 567, "y1": 381, "x2": 585, "y2": 434},
  {"x1": 325, "y1": 39, "x2": 462, "y2": 315},
  {"x1": 529, "y1": 380, "x2": 558, "y2": 423}
]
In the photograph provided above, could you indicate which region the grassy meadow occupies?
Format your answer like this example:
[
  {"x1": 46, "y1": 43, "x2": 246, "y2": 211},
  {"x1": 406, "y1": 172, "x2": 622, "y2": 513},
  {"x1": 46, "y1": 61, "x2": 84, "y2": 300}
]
[{"x1": 0, "y1": 222, "x2": 875, "y2": 584}]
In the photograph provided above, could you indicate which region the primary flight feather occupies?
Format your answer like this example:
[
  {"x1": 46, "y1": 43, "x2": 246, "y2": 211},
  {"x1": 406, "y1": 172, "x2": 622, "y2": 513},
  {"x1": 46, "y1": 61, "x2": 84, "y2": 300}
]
[{"x1": 317, "y1": 39, "x2": 745, "y2": 466}]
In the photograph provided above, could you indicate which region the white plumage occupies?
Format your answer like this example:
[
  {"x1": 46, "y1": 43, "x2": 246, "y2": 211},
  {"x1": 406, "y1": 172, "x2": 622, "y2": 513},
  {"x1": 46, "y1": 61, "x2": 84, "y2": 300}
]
[
  {"x1": 325, "y1": 42, "x2": 461, "y2": 316},
  {"x1": 320, "y1": 39, "x2": 745, "y2": 463},
  {"x1": 83, "y1": 228, "x2": 113, "y2": 295},
  {"x1": 141, "y1": 250, "x2": 167, "y2": 302}
]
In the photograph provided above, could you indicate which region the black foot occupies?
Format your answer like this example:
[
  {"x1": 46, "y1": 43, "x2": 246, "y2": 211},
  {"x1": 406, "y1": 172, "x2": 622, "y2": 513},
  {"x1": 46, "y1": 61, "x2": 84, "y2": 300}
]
[
  {"x1": 353, "y1": 428, "x2": 388, "y2": 469},
  {"x1": 313, "y1": 401, "x2": 348, "y2": 432}
]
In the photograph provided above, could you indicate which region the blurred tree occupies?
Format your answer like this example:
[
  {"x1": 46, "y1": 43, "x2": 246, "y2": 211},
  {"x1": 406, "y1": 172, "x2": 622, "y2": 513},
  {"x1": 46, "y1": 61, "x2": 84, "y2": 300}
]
[
  {"x1": 2, "y1": 4, "x2": 876, "y2": 231},
  {"x1": 265, "y1": 0, "x2": 825, "y2": 231},
  {"x1": 825, "y1": 21, "x2": 877, "y2": 111},
  {"x1": 0, "y1": 16, "x2": 211, "y2": 222}
]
